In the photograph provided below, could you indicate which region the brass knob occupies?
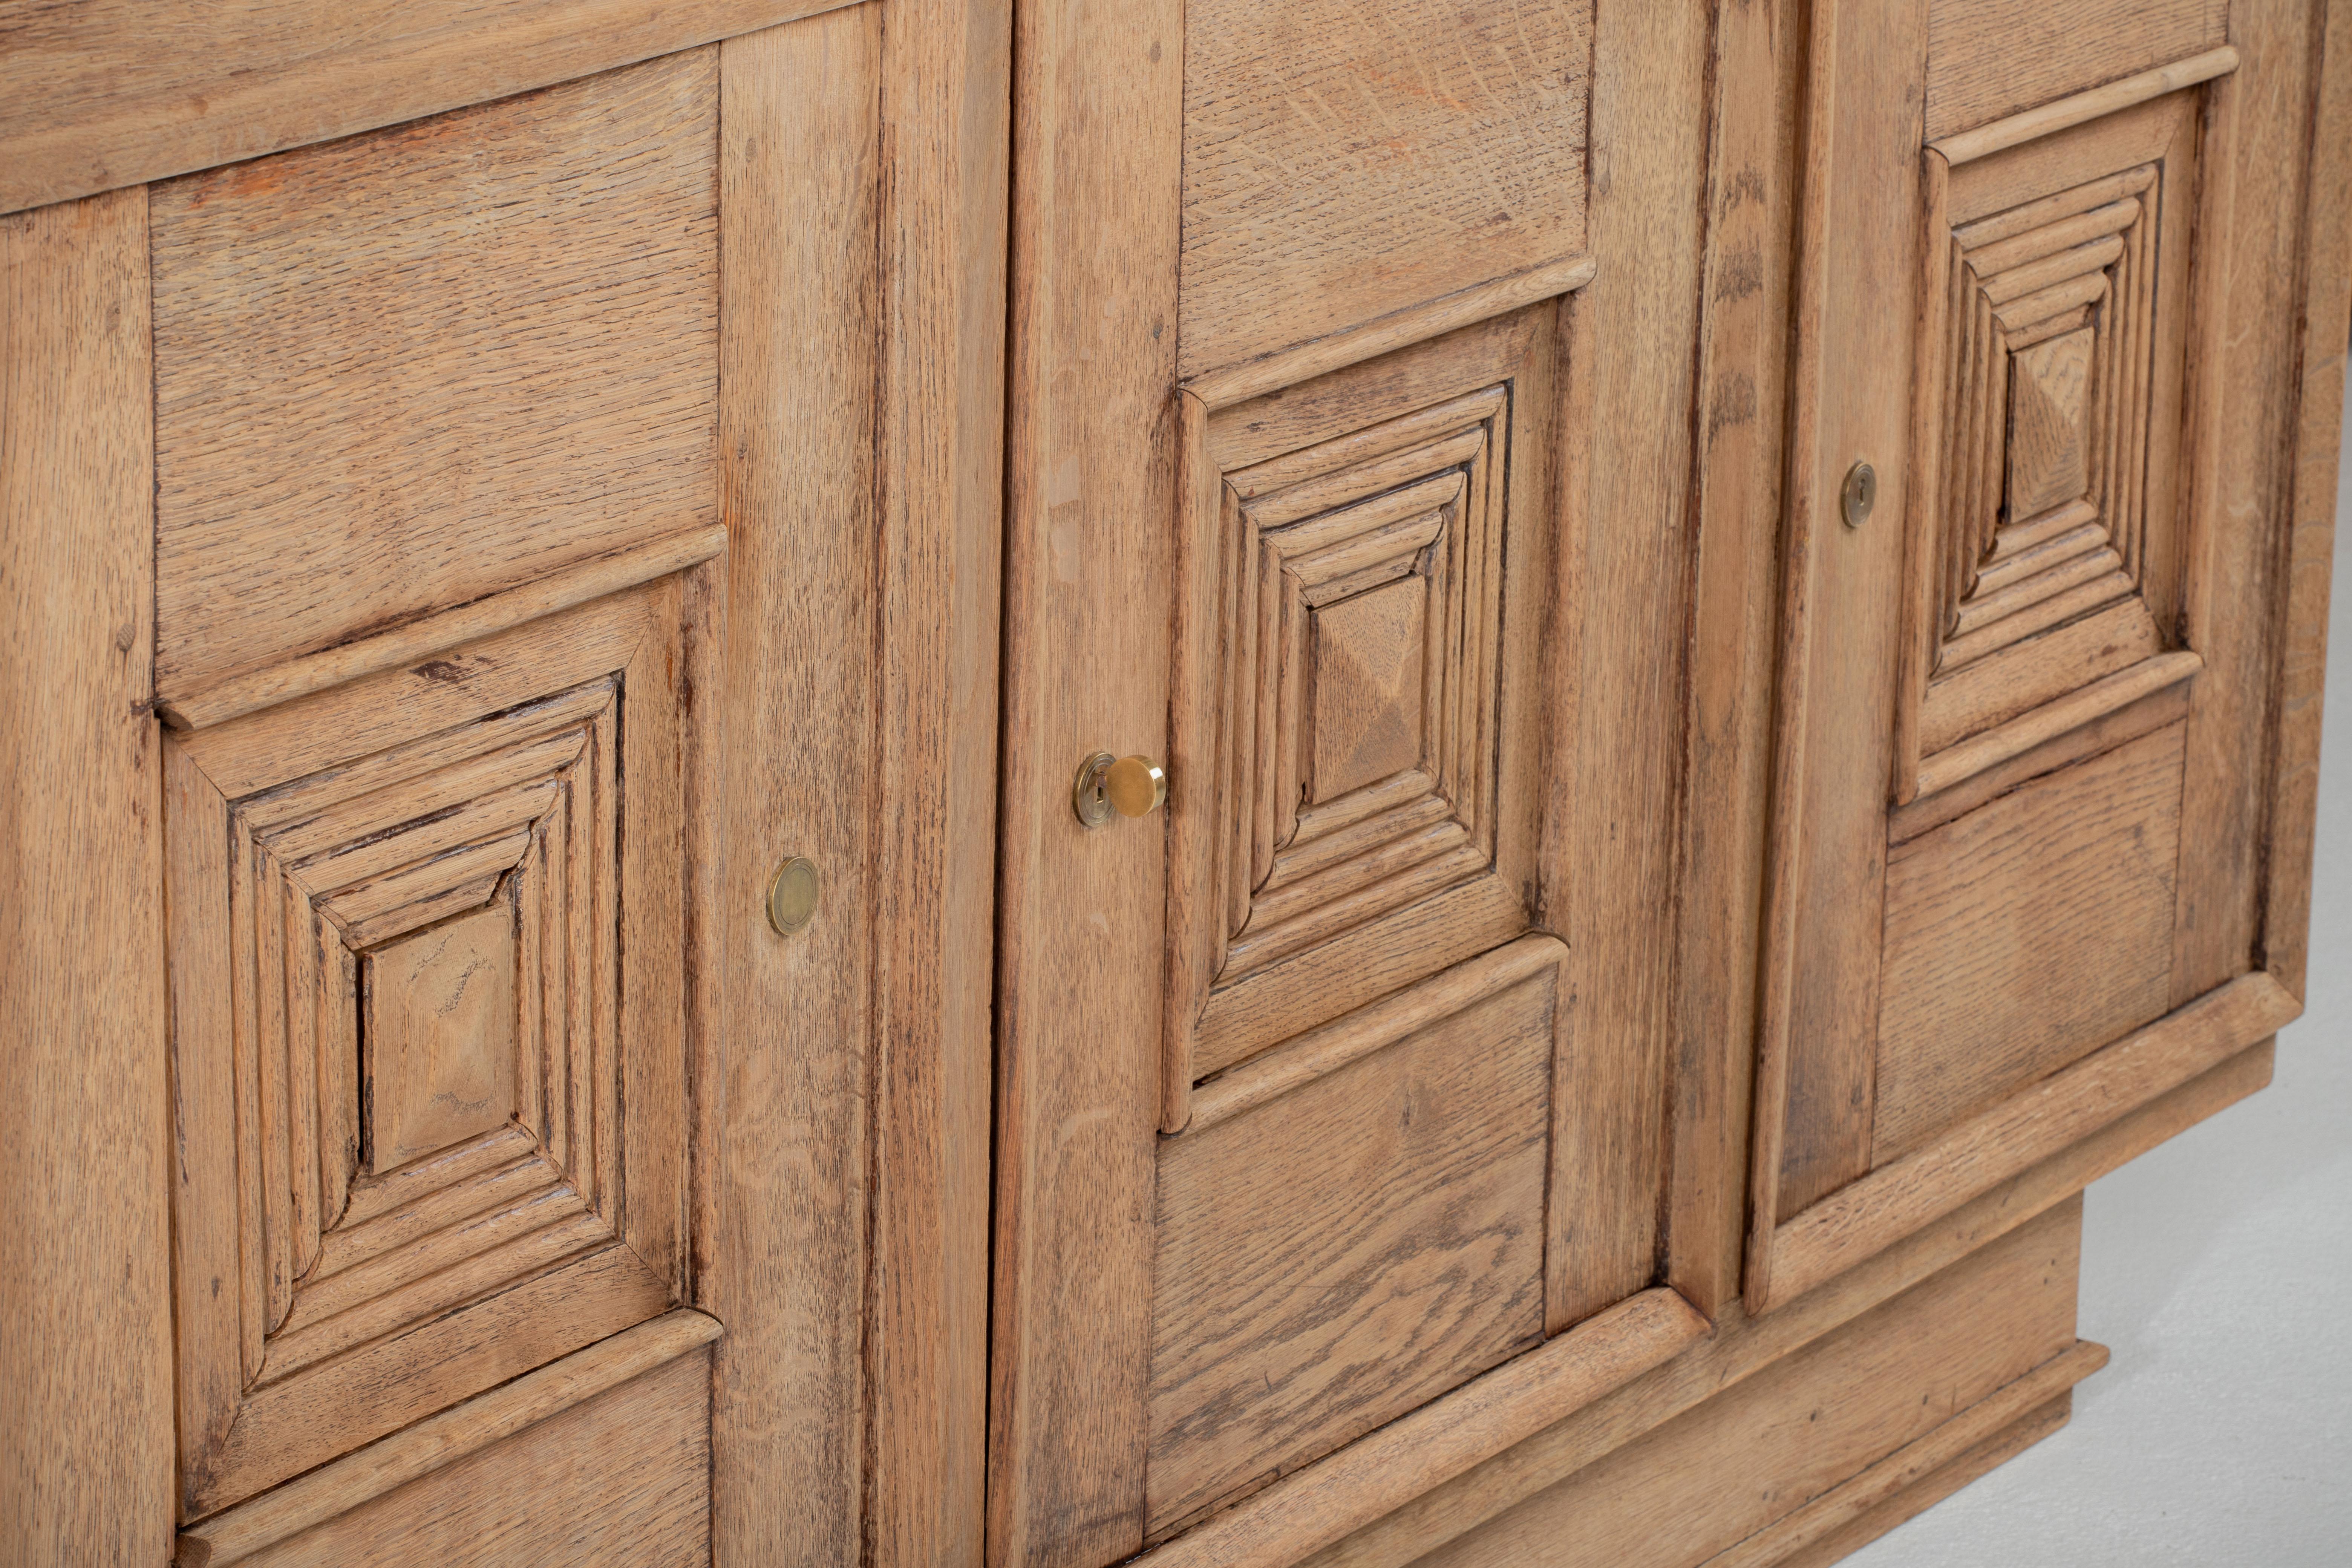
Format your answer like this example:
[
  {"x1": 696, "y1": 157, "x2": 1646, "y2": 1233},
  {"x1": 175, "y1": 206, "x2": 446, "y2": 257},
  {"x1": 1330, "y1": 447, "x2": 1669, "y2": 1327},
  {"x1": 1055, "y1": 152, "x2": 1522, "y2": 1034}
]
[{"x1": 1073, "y1": 752, "x2": 1167, "y2": 828}]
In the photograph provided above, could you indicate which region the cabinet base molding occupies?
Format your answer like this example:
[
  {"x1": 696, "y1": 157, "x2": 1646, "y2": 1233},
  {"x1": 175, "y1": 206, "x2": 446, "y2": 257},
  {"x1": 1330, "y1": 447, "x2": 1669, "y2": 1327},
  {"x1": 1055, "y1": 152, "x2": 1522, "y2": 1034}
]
[
  {"x1": 174, "y1": 1311, "x2": 721, "y2": 1566},
  {"x1": 1270, "y1": 1040, "x2": 2270, "y2": 1568},
  {"x1": 1320, "y1": 1200, "x2": 2094, "y2": 1568}
]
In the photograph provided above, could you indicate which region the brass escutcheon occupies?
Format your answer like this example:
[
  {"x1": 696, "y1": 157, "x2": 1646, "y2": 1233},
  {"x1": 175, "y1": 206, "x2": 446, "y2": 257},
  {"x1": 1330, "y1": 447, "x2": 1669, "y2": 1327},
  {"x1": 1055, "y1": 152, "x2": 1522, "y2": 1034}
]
[
  {"x1": 765, "y1": 856, "x2": 821, "y2": 936},
  {"x1": 1073, "y1": 752, "x2": 1167, "y2": 828},
  {"x1": 1841, "y1": 460, "x2": 1877, "y2": 528}
]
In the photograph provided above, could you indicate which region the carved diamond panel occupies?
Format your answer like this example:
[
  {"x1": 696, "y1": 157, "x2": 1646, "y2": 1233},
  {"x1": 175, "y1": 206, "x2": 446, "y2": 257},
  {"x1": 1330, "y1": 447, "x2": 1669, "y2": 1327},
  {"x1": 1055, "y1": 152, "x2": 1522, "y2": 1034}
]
[
  {"x1": 1215, "y1": 393, "x2": 1507, "y2": 983},
  {"x1": 1903, "y1": 92, "x2": 2202, "y2": 788},
  {"x1": 166, "y1": 583, "x2": 691, "y2": 1516},
  {"x1": 1932, "y1": 165, "x2": 2158, "y2": 673},
  {"x1": 1168, "y1": 305, "x2": 1562, "y2": 1087}
]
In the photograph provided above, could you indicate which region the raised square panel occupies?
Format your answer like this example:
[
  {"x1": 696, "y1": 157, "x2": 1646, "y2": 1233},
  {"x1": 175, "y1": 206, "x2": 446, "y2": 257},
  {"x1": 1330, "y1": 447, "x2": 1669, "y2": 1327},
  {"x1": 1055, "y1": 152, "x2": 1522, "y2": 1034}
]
[
  {"x1": 1170, "y1": 305, "x2": 1564, "y2": 1078},
  {"x1": 1308, "y1": 575, "x2": 1427, "y2": 804},
  {"x1": 165, "y1": 582, "x2": 694, "y2": 1516},
  {"x1": 364, "y1": 906, "x2": 520, "y2": 1175},
  {"x1": 150, "y1": 50, "x2": 718, "y2": 707},
  {"x1": 1904, "y1": 90, "x2": 2202, "y2": 784},
  {"x1": 2006, "y1": 326, "x2": 2092, "y2": 520},
  {"x1": 1178, "y1": 0, "x2": 1591, "y2": 378}
]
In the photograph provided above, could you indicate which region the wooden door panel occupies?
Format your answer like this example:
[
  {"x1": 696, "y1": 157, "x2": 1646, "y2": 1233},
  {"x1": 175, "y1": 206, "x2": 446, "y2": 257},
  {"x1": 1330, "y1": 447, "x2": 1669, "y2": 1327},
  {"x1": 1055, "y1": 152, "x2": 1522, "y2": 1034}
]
[
  {"x1": 1873, "y1": 724, "x2": 2184, "y2": 1163},
  {"x1": 210, "y1": 1347, "x2": 715, "y2": 1568},
  {"x1": 1924, "y1": 0, "x2": 2226, "y2": 142},
  {"x1": 1900, "y1": 83, "x2": 2205, "y2": 793},
  {"x1": 997, "y1": 0, "x2": 1714, "y2": 1557},
  {"x1": 165, "y1": 579, "x2": 704, "y2": 1516},
  {"x1": 1169, "y1": 307, "x2": 1557, "y2": 1093},
  {"x1": 1148, "y1": 940, "x2": 1560, "y2": 1539},
  {"x1": 1176, "y1": 0, "x2": 1590, "y2": 378},
  {"x1": 7, "y1": 0, "x2": 1009, "y2": 1554},
  {"x1": 1749, "y1": 3, "x2": 2320, "y2": 1312},
  {"x1": 148, "y1": 51, "x2": 720, "y2": 709}
]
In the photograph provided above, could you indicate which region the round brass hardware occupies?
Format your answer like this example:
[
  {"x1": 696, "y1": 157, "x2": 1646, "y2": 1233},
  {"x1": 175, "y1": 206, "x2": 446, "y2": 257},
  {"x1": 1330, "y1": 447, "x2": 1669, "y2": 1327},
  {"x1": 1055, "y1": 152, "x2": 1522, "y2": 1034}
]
[
  {"x1": 1840, "y1": 460, "x2": 1877, "y2": 529},
  {"x1": 1073, "y1": 752, "x2": 1168, "y2": 828},
  {"x1": 766, "y1": 856, "x2": 821, "y2": 936},
  {"x1": 1106, "y1": 754, "x2": 1168, "y2": 818}
]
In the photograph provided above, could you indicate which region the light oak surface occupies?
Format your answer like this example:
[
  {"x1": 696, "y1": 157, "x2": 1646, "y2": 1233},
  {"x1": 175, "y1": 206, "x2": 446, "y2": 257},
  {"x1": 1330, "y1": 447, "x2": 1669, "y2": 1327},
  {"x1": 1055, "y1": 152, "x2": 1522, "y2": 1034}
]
[
  {"x1": 148, "y1": 54, "x2": 720, "y2": 704},
  {"x1": 0, "y1": 1, "x2": 2343, "y2": 1563},
  {"x1": 0, "y1": 184, "x2": 174, "y2": 1565},
  {"x1": 704, "y1": 15, "x2": 880, "y2": 1563}
]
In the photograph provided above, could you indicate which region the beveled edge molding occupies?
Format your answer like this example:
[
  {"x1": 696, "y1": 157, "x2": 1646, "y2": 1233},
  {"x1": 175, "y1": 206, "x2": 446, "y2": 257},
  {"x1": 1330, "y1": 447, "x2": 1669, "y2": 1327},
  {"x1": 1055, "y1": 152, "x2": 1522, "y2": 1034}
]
[
  {"x1": 1931, "y1": 45, "x2": 2240, "y2": 167},
  {"x1": 0, "y1": 0, "x2": 856, "y2": 217},
  {"x1": 158, "y1": 525, "x2": 728, "y2": 730},
  {"x1": 1135, "y1": 1287, "x2": 1708, "y2": 1568},
  {"x1": 1317, "y1": 1043, "x2": 2269, "y2": 1566},
  {"x1": 1761, "y1": 972, "x2": 2299, "y2": 1311},
  {"x1": 1703, "y1": 1338, "x2": 2109, "y2": 1568},
  {"x1": 1184, "y1": 936, "x2": 1565, "y2": 1134},
  {"x1": 1181, "y1": 254, "x2": 1597, "y2": 412},
  {"x1": 1912, "y1": 650, "x2": 2202, "y2": 799},
  {"x1": 173, "y1": 1309, "x2": 721, "y2": 1565}
]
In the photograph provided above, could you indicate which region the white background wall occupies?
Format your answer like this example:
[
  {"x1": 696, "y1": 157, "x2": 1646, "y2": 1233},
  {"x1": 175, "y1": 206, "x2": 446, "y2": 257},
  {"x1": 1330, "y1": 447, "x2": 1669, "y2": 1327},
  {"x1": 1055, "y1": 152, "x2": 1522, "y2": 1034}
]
[{"x1": 1847, "y1": 370, "x2": 2352, "y2": 1563}]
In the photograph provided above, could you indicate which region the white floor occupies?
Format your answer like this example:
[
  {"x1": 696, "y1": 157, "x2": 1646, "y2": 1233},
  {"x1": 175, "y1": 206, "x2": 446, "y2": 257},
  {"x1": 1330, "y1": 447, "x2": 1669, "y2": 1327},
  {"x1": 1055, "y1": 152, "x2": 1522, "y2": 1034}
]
[{"x1": 1844, "y1": 372, "x2": 2352, "y2": 1563}]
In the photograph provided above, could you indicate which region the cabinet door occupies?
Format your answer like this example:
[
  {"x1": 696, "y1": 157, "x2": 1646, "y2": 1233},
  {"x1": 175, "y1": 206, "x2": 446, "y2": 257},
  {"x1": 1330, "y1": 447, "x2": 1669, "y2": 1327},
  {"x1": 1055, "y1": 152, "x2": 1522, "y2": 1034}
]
[
  {"x1": 1747, "y1": 0, "x2": 2337, "y2": 1312},
  {"x1": 991, "y1": 3, "x2": 1723, "y2": 1562},
  {"x1": 0, "y1": 4, "x2": 1004, "y2": 1560}
]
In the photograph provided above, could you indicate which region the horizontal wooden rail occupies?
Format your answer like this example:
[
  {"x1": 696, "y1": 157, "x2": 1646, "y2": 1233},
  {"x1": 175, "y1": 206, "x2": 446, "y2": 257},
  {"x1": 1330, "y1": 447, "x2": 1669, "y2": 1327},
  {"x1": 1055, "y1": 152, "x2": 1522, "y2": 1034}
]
[
  {"x1": 1765, "y1": 972, "x2": 2298, "y2": 1309},
  {"x1": 1913, "y1": 650, "x2": 2202, "y2": 799},
  {"x1": 1704, "y1": 1339, "x2": 2109, "y2": 1568},
  {"x1": 1186, "y1": 936, "x2": 1565, "y2": 1133},
  {"x1": 1932, "y1": 46, "x2": 2239, "y2": 166},
  {"x1": 1184, "y1": 254, "x2": 1597, "y2": 411},
  {"x1": 0, "y1": 0, "x2": 858, "y2": 216},
  {"x1": 175, "y1": 1310, "x2": 721, "y2": 1565},
  {"x1": 1138, "y1": 1287, "x2": 1709, "y2": 1568},
  {"x1": 159, "y1": 525, "x2": 726, "y2": 730}
]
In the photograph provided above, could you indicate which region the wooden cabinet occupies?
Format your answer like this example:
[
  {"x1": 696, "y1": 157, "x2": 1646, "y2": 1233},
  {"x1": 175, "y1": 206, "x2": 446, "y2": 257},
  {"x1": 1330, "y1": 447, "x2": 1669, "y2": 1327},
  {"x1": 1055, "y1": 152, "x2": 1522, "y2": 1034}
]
[{"x1": 1, "y1": 1, "x2": 2344, "y2": 1565}]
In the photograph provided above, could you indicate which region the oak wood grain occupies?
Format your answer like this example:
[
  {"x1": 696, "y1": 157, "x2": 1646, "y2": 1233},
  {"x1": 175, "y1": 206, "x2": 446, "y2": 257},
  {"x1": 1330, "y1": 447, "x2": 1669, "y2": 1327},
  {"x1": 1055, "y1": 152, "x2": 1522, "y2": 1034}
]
[
  {"x1": 2262, "y1": 0, "x2": 2352, "y2": 1003},
  {"x1": 1138, "y1": 1290, "x2": 1708, "y2": 1568},
  {"x1": 363, "y1": 908, "x2": 519, "y2": 1173},
  {"x1": 862, "y1": 0, "x2": 1011, "y2": 1560},
  {"x1": 1413, "y1": 1202, "x2": 2083, "y2": 1568},
  {"x1": 706, "y1": 13, "x2": 880, "y2": 1565},
  {"x1": 1171, "y1": 309, "x2": 1555, "y2": 1086},
  {"x1": 1545, "y1": 0, "x2": 1714, "y2": 1334},
  {"x1": 164, "y1": 576, "x2": 693, "y2": 1516},
  {"x1": 149, "y1": 52, "x2": 719, "y2": 704},
  {"x1": 1769, "y1": 972, "x2": 2297, "y2": 1308},
  {"x1": 1668, "y1": 0, "x2": 1801, "y2": 1322},
  {"x1": 210, "y1": 1344, "x2": 714, "y2": 1568},
  {"x1": 176, "y1": 1311, "x2": 720, "y2": 1565},
  {"x1": 159, "y1": 527, "x2": 726, "y2": 732},
  {"x1": 2170, "y1": 2, "x2": 2319, "y2": 1008},
  {"x1": 1890, "y1": 675, "x2": 2192, "y2": 843},
  {"x1": 1305, "y1": 1044, "x2": 2269, "y2": 1568},
  {"x1": 1767, "y1": 1393, "x2": 2079, "y2": 1568},
  {"x1": 1704, "y1": 1340, "x2": 2104, "y2": 1568},
  {"x1": 1148, "y1": 962, "x2": 1553, "y2": 1535},
  {"x1": 1750, "y1": 0, "x2": 1929, "y2": 1282},
  {"x1": 1874, "y1": 725, "x2": 2185, "y2": 1161},
  {"x1": 1929, "y1": 33, "x2": 2236, "y2": 159},
  {"x1": 987, "y1": 0, "x2": 1182, "y2": 1555},
  {"x1": 0, "y1": 0, "x2": 849, "y2": 216},
  {"x1": 1176, "y1": 0, "x2": 1591, "y2": 380},
  {"x1": 0, "y1": 183, "x2": 173, "y2": 1564}
]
